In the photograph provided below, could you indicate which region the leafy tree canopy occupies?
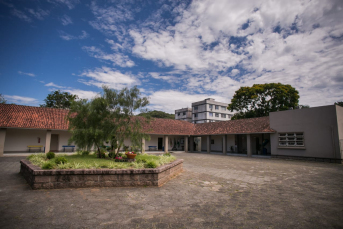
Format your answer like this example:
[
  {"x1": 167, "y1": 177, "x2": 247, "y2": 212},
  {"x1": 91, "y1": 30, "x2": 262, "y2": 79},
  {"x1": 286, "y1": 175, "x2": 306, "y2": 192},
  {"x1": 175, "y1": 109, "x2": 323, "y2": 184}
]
[
  {"x1": 67, "y1": 86, "x2": 150, "y2": 158},
  {"x1": 40, "y1": 90, "x2": 78, "y2": 109},
  {"x1": 228, "y1": 83, "x2": 299, "y2": 120},
  {"x1": 138, "y1": 110, "x2": 174, "y2": 119},
  {"x1": 0, "y1": 94, "x2": 6, "y2": 104},
  {"x1": 335, "y1": 101, "x2": 343, "y2": 107}
]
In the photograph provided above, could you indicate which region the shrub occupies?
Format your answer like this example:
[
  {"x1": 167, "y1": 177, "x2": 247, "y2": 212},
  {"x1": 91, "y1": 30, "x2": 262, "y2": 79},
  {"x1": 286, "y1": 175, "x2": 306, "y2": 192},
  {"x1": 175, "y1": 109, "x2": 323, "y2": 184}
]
[
  {"x1": 97, "y1": 151, "x2": 106, "y2": 158},
  {"x1": 82, "y1": 151, "x2": 90, "y2": 156},
  {"x1": 136, "y1": 158, "x2": 147, "y2": 163},
  {"x1": 164, "y1": 152, "x2": 171, "y2": 157},
  {"x1": 46, "y1": 152, "x2": 55, "y2": 159},
  {"x1": 145, "y1": 161, "x2": 158, "y2": 168},
  {"x1": 42, "y1": 161, "x2": 54, "y2": 169},
  {"x1": 55, "y1": 157, "x2": 68, "y2": 165}
]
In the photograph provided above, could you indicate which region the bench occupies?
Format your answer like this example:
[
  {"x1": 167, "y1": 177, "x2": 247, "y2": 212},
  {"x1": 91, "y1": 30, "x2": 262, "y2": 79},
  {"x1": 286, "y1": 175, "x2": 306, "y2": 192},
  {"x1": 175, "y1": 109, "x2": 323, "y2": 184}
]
[
  {"x1": 148, "y1": 146, "x2": 157, "y2": 151},
  {"x1": 27, "y1": 145, "x2": 43, "y2": 152},
  {"x1": 62, "y1": 145, "x2": 75, "y2": 152}
]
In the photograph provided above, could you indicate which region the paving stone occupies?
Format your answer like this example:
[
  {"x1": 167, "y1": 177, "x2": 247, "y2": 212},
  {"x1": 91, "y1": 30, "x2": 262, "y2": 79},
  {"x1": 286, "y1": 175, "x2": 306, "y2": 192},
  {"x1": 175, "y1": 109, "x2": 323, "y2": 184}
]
[{"x1": 0, "y1": 153, "x2": 343, "y2": 228}]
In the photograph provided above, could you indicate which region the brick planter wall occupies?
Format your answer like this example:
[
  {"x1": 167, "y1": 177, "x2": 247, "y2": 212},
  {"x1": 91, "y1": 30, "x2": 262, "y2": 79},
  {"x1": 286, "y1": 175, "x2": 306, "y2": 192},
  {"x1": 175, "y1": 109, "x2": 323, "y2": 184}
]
[{"x1": 20, "y1": 159, "x2": 183, "y2": 189}]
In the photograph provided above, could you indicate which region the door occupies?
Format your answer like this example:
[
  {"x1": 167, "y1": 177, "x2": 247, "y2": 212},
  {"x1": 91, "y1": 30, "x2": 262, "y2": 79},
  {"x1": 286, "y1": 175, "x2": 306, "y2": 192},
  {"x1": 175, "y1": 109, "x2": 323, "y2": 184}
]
[
  {"x1": 50, "y1": 134, "x2": 59, "y2": 152},
  {"x1": 158, "y1": 138, "x2": 163, "y2": 150}
]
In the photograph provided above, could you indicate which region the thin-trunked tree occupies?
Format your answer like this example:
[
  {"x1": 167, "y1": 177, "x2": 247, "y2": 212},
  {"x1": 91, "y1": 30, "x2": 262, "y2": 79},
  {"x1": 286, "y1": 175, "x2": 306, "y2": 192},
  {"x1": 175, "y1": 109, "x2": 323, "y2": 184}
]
[{"x1": 67, "y1": 86, "x2": 150, "y2": 158}]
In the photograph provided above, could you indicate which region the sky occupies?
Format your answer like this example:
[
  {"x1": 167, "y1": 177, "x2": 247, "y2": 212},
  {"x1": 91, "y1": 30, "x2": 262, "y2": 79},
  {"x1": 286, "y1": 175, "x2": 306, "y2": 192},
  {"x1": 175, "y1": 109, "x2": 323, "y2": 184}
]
[{"x1": 0, "y1": 0, "x2": 342, "y2": 114}]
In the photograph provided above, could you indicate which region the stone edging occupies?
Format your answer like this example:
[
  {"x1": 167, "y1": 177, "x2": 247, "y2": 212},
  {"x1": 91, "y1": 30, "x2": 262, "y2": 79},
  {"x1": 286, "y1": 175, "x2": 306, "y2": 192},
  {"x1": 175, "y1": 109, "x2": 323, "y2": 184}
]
[{"x1": 20, "y1": 159, "x2": 183, "y2": 189}]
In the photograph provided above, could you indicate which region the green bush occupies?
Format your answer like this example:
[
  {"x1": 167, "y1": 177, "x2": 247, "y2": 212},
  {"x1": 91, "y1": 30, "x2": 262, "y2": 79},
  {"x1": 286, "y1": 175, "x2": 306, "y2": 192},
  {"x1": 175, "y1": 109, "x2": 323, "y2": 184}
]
[
  {"x1": 97, "y1": 151, "x2": 106, "y2": 158},
  {"x1": 164, "y1": 152, "x2": 171, "y2": 157},
  {"x1": 55, "y1": 157, "x2": 68, "y2": 165},
  {"x1": 82, "y1": 151, "x2": 90, "y2": 156},
  {"x1": 145, "y1": 161, "x2": 158, "y2": 168},
  {"x1": 42, "y1": 161, "x2": 54, "y2": 169},
  {"x1": 136, "y1": 158, "x2": 147, "y2": 163},
  {"x1": 46, "y1": 152, "x2": 55, "y2": 159}
]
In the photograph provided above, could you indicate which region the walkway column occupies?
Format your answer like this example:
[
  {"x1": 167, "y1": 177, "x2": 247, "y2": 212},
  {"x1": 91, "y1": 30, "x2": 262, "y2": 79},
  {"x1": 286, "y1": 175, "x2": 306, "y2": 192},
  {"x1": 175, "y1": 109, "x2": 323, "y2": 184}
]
[
  {"x1": 0, "y1": 128, "x2": 6, "y2": 157},
  {"x1": 247, "y1": 134, "x2": 252, "y2": 157},
  {"x1": 164, "y1": 135, "x2": 168, "y2": 153},
  {"x1": 207, "y1": 135, "x2": 211, "y2": 154},
  {"x1": 45, "y1": 130, "x2": 52, "y2": 153},
  {"x1": 190, "y1": 136, "x2": 194, "y2": 152},
  {"x1": 222, "y1": 135, "x2": 227, "y2": 155},
  {"x1": 141, "y1": 138, "x2": 145, "y2": 154},
  {"x1": 184, "y1": 136, "x2": 188, "y2": 152}
]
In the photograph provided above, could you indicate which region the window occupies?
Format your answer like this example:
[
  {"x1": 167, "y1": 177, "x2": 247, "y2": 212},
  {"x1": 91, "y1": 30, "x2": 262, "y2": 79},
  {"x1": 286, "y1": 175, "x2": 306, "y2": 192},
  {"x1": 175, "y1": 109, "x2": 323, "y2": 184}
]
[
  {"x1": 215, "y1": 105, "x2": 219, "y2": 110},
  {"x1": 194, "y1": 106, "x2": 198, "y2": 110},
  {"x1": 211, "y1": 139, "x2": 214, "y2": 144},
  {"x1": 278, "y1": 133, "x2": 304, "y2": 147},
  {"x1": 209, "y1": 104, "x2": 213, "y2": 109},
  {"x1": 209, "y1": 112, "x2": 213, "y2": 117},
  {"x1": 221, "y1": 114, "x2": 226, "y2": 118},
  {"x1": 178, "y1": 113, "x2": 180, "y2": 116},
  {"x1": 215, "y1": 113, "x2": 219, "y2": 117},
  {"x1": 183, "y1": 112, "x2": 186, "y2": 115},
  {"x1": 221, "y1": 106, "x2": 226, "y2": 111},
  {"x1": 194, "y1": 113, "x2": 198, "y2": 118}
]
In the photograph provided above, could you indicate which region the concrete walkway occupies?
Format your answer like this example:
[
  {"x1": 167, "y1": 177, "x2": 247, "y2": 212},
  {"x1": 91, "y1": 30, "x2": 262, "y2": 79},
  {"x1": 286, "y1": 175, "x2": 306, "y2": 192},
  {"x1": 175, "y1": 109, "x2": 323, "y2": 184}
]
[{"x1": 0, "y1": 152, "x2": 343, "y2": 228}]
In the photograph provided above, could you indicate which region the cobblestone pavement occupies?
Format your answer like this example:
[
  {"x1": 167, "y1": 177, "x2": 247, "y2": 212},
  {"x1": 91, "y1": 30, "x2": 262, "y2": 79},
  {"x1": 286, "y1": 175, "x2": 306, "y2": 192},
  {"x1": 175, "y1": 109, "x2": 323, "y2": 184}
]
[{"x1": 1, "y1": 153, "x2": 343, "y2": 229}]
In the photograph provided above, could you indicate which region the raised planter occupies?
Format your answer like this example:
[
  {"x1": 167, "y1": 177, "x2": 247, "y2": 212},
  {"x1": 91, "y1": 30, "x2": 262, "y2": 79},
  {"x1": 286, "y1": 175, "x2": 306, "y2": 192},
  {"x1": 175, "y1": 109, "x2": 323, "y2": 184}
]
[{"x1": 20, "y1": 159, "x2": 183, "y2": 190}]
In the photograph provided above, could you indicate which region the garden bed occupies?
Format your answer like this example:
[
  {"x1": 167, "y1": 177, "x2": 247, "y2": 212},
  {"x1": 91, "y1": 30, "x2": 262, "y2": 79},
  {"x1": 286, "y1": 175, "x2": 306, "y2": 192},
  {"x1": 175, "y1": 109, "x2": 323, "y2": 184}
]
[{"x1": 20, "y1": 158, "x2": 183, "y2": 189}]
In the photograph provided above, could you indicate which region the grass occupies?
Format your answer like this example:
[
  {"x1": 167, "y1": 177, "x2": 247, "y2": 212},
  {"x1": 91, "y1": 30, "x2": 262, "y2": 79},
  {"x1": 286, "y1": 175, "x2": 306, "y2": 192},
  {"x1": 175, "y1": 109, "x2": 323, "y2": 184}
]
[{"x1": 27, "y1": 152, "x2": 176, "y2": 170}]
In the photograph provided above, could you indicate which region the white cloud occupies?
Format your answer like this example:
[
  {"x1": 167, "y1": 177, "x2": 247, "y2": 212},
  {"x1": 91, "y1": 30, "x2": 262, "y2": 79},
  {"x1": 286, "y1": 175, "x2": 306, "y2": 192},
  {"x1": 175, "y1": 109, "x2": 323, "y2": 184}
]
[
  {"x1": 62, "y1": 89, "x2": 99, "y2": 100},
  {"x1": 79, "y1": 66, "x2": 140, "y2": 90},
  {"x1": 47, "y1": 0, "x2": 79, "y2": 10},
  {"x1": 45, "y1": 82, "x2": 65, "y2": 88},
  {"x1": 149, "y1": 72, "x2": 179, "y2": 85},
  {"x1": 82, "y1": 46, "x2": 134, "y2": 68},
  {"x1": 129, "y1": 0, "x2": 343, "y2": 108},
  {"x1": 89, "y1": 2, "x2": 134, "y2": 40},
  {"x1": 4, "y1": 95, "x2": 39, "y2": 106},
  {"x1": 59, "y1": 30, "x2": 88, "y2": 40},
  {"x1": 27, "y1": 8, "x2": 50, "y2": 20},
  {"x1": 11, "y1": 9, "x2": 32, "y2": 22},
  {"x1": 60, "y1": 14, "x2": 72, "y2": 26},
  {"x1": 148, "y1": 90, "x2": 228, "y2": 114},
  {"x1": 18, "y1": 71, "x2": 35, "y2": 77}
]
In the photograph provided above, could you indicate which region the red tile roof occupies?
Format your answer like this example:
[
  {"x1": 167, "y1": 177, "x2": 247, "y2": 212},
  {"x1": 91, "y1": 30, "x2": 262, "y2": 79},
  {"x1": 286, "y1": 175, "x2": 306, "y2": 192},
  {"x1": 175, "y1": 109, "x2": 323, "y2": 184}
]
[{"x1": 0, "y1": 104, "x2": 275, "y2": 135}]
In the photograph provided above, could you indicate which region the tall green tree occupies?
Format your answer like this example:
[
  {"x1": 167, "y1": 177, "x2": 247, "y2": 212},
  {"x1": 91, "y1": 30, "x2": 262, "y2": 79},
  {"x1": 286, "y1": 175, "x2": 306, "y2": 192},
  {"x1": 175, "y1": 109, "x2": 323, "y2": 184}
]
[
  {"x1": 41, "y1": 90, "x2": 78, "y2": 109},
  {"x1": 335, "y1": 101, "x2": 343, "y2": 107},
  {"x1": 138, "y1": 110, "x2": 174, "y2": 119},
  {"x1": 67, "y1": 86, "x2": 150, "y2": 158},
  {"x1": 228, "y1": 83, "x2": 299, "y2": 120},
  {"x1": 0, "y1": 94, "x2": 6, "y2": 104}
]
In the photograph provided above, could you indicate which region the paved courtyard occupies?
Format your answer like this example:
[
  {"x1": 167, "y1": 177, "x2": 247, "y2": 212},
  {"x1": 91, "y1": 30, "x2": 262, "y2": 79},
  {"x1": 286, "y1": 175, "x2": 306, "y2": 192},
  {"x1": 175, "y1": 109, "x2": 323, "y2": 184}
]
[{"x1": 0, "y1": 152, "x2": 343, "y2": 229}]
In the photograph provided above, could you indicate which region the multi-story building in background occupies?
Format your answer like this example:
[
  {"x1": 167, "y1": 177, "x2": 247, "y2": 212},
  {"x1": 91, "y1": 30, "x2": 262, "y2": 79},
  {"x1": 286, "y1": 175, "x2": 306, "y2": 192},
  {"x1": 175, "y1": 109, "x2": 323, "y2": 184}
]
[
  {"x1": 175, "y1": 107, "x2": 192, "y2": 122},
  {"x1": 175, "y1": 98, "x2": 233, "y2": 123}
]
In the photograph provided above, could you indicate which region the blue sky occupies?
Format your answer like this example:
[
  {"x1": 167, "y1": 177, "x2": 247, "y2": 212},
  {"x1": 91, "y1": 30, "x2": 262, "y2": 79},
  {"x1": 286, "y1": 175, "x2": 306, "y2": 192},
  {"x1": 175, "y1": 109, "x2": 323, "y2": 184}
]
[{"x1": 0, "y1": 0, "x2": 342, "y2": 113}]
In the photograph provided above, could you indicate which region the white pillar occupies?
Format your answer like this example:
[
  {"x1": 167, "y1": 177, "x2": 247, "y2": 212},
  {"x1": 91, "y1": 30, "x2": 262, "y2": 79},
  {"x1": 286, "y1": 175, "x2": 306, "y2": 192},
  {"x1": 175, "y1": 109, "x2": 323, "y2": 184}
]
[
  {"x1": 190, "y1": 136, "x2": 194, "y2": 152},
  {"x1": 247, "y1": 134, "x2": 252, "y2": 157},
  {"x1": 141, "y1": 138, "x2": 145, "y2": 154},
  {"x1": 45, "y1": 130, "x2": 52, "y2": 153},
  {"x1": 164, "y1": 135, "x2": 168, "y2": 153},
  {"x1": 0, "y1": 128, "x2": 6, "y2": 157},
  {"x1": 184, "y1": 136, "x2": 188, "y2": 152},
  {"x1": 207, "y1": 135, "x2": 211, "y2": 154},
  {"x1": 222, "y1": 135, "x2": 227, "y2": 155}
]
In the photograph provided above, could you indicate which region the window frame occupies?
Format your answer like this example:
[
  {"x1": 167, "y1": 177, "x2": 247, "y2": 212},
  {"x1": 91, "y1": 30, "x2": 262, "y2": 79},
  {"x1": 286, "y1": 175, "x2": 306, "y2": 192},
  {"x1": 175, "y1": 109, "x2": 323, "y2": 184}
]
[
  {"x1": 209, "y1": 112, "x2": 213, "y2": 117},
  {"x1": 221, "y1": 114, "x2": 226, "y2": 118},
  {"x1": 194, "y1": 106, "x2": 198, "y2": 110},
  {"x1": 215, "y1": 105, "x2": 219, "y2": 110},
  {"x1": 278, "y1": 132, "x2": 305, "y2": 148},
  {"x1": 215, "y1": 113, "x2": 219, "y2": 117}
]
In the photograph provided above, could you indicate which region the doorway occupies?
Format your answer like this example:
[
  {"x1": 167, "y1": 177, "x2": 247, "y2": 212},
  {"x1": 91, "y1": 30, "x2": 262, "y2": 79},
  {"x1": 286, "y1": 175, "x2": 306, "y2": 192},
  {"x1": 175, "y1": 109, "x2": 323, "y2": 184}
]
[
  {"x1": 50, "y1": 134, "x2": 59, "y2": 152},
  {"x1": 158, "y1": 138, "x2": 163, "y2": 150}
]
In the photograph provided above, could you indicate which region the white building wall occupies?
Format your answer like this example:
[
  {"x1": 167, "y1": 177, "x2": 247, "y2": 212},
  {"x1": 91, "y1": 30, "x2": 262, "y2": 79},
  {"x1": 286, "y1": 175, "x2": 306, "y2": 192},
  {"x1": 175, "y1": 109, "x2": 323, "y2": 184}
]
[
  {"x1": 210, "y1": 135, "x2": 223, "y2": 151},
  {"x1": 227, "y1": 135, "x2": 235, "y2": 152},
  {"x1": 4, "y1": 128, "x2": 47, "y2": 152}
]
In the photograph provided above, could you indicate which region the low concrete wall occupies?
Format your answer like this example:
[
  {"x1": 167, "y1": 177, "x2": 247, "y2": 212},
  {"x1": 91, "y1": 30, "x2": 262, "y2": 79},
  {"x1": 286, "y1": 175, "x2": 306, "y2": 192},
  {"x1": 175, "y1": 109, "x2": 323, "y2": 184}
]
[{"x1": 20, "y1": 159, "x2": 183, "y2": 190}]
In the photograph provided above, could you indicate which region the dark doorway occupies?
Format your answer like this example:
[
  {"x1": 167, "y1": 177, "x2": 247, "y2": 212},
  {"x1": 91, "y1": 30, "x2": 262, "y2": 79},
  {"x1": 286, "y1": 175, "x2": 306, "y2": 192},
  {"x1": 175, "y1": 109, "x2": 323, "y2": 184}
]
[
  {"x1": 158, "y1": 138, "x2": 163, "y2": 150},
  {"x1": 50, "y1": 134, "x2": 59, "y2": 152}
]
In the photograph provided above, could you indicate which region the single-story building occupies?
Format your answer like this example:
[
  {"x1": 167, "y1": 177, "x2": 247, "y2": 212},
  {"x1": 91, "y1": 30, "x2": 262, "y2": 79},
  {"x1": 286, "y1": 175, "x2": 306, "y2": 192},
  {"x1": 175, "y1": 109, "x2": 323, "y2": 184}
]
[{"x1": 0, "y1": 104, "x2": 342, "y2": 162}]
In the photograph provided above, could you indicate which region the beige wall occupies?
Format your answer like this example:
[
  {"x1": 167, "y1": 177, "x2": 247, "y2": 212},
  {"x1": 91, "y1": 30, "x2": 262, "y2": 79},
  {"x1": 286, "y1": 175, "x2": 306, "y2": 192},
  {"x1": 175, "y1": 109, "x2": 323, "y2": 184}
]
[
  {"x1": 4, "y1": 129, "x2": 72, "y2": 152},
  {"x1": 270, "y1": 105, "x2": 340, "y2": 159},
  {"x1": 336, "y1": 105, "x2": 343, "y2": 158}
]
